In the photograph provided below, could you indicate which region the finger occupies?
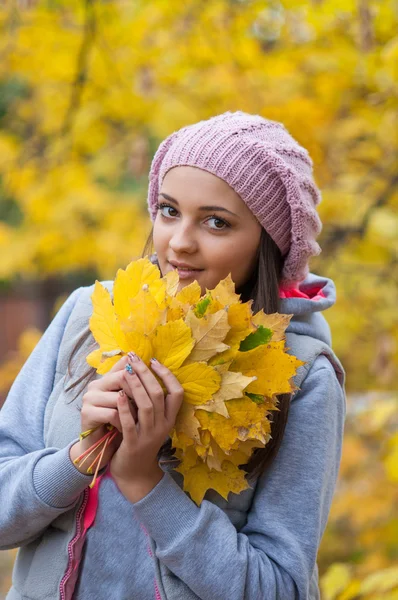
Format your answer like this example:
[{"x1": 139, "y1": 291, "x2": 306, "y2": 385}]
[
  {"x1": 123, "y1": 365, "x2": 155, "y2": 432},
  {"x1": 126, "y1": 353, "x2": 165, "y2": 418},
  {"x1": 114, "y1": 380, "x2": 139, "y2": 422},
  {"x1": 84, "y1": 391, "x2": 122, "y2": 410},
  {"x1": 149, "y1": 359, "x2": 184, "y2": 425},
  {"x1": 92, "y1": 355, "x2": 130, "y2": 392},
  {"x1": 127, "y1": 396, "x2": 138, "y2": 422},
  {"x1": 82, "y1": 406, "x2": 122, "y2": 432},
  {"x1": 96, "y1": 369, "x2": 132, "y2": 392},
  {"x1": 84, "y1": 390, "x2": 138, "y2": 424},
  {"x1": 109, "y1": 354, "x2": 129, "y2": 373},
  {"x1": 95, "y1": 378, "x2": 137, "y2": 422},
  {"x1": 117, "y1": 391, "x2": 138, "y2": 445}
]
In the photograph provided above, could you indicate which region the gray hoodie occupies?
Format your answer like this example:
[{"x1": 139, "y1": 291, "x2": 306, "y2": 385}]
[{"x1": 0, "y1": 273, "x2": 345, "y2": 600}]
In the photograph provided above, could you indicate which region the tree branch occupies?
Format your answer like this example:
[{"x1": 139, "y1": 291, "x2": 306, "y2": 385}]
[{"x1": 60, "y1": 0, "x2": 96, "y2": 137}]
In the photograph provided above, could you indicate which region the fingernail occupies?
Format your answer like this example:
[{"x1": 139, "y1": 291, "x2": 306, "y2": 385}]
[
  {"x1": 128, "y1": 351, "x2": 139, "y2": 362},
  {"x1": 150, "y1": 357, "x2": 158, "y2": 363},
  {"x1": 125, "y1": 364, "x2": 134, "y2": 374}
]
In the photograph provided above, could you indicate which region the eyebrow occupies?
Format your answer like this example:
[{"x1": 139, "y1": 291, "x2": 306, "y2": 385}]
[{"x1": 158, "y1": 192, "x2": 239, "y2": 218}]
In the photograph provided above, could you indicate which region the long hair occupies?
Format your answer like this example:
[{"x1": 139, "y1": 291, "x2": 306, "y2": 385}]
[{"x1": 65, "y1": 226, "x2": 291, "y2": 483}]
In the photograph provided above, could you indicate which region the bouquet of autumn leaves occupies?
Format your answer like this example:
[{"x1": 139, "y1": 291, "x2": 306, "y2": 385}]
[{"x1": 77, "y1": 257, "x2": 304, "y2": 506}]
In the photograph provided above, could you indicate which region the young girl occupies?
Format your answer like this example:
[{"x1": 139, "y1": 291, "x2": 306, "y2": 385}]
[{"x1": 0, "y1": 111, "x2": 346, "y2": 600}]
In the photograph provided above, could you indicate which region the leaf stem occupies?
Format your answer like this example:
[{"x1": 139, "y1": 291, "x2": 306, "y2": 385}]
[{"x1": 73, "y1": 430, "x2": 112, "y2": 465}]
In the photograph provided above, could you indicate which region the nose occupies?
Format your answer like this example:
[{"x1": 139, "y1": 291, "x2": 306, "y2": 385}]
[{"x1": 168, "y1": 222, "x2": 198, "y2": 254}]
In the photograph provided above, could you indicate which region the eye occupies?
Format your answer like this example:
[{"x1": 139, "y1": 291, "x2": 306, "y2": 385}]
[
  {"x1": 206, "y1": 215, "x2": 230, "y2": 230},
  {"x1": 156, "y1": 202, "x2": 230, "y2": 231},
  {"x1": 157, "y1": 202, "x2": 178, "y2": 218}
]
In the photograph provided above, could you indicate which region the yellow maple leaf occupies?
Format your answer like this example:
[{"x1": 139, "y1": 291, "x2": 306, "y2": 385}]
[
  {"x1": 120, "y1": 287, "x2": 163, "y2": 336},
  {"x1": 174, "y1": 362, "x2": 221, "y2": 405},
  {"x1": 195, "y1": 430, "x2": 212, "y2": 458},
  {"x1": 175, "y1": 280, "x2": 202, "y2": 305},
  {"x1": 172, "y1": 431, "x2": 191, "y2": 452},
  {"x1": 174, "y1": 402, "x2": 201, "y2": 444},
  {"x1": 184, "y1": 308, "x2": 231, "y2": 363},
  {"x1": 113, "y1": 258, "x2": 162, "y2": 320},
  {"x1": 86, "y1": 348, "x2": 103, "y2": 369},
  {"x1": 230, "y1": 438, "x2": 265, "y2": 455},
  {"x1": 206, "y1": 442, "x2": 227, "y2": 471},
  {"x1": 176, "y1": 457, "x2": 252, "y2": 505},
  {"x1": 166, "y1": 298, "x2": 186, "y2": 322},
  {"x1": 165, "y1": 282, "x2": 202, "y2": 321},
  {"x1": 122, "y1": 330, "x2": 153, "y2": 366},
  {"x1": 252, "y1": 311, "x2": 292, "y2": 342},
  {"x1": 86, "y1": 348, "x2": 122, "y2": 374},
  {"x1": 208, "y1": 345, "x2": 239, "y2": 366},
  {"x1": 224, "y1": 301, "x2": 256, "y2": 348},
  {"x1": 196, "y1": 395, "x2": 274, "y2": 452},
  {"x1": 194, "y1": 367, "x2": 256, "y2": 418},
  {"x1": 220, "y1": 440, "x2": 262, "y2": 468},
  {"x1": 151, "y1": 319, "x2": 194, "y2": 370},
  {"x1": 231, "y1": 342, "x2": 305, "y2": 398},
  {"x1": 205, "y1": 435, "x2": 263, "y2": 472},
  {"x1": 89, "y1": 281, "x2": 127, "y2": 351},
  {"x1": 164, "y1": 269, "x2": 179, "y2": 296},
  {"x1": 194, "y1": 396, "x2": 230, "y2": 418},
  {"x1": 207, "y1": 273, "x2": 241, "y2": 306},
  {"x1": 174, "y1": 444, "x2": 197, "y2": 470},
  {"x1": 208, "y1": 303, "x2": 255, "y2": 366}
]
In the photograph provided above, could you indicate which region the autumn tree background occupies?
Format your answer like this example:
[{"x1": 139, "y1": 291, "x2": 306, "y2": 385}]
[{"x1": 0, "y1": 0, "x2": 397, "y2": 598}]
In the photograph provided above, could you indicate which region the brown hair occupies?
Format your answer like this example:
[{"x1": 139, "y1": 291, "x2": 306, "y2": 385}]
[{"x1": 65, "y1": 226, "x2": 291, "y2": 484}]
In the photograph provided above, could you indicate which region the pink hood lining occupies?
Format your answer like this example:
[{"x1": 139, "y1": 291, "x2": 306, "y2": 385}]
[{"x1": 279, "y1": 283, "x2": 326, "y2": 301}]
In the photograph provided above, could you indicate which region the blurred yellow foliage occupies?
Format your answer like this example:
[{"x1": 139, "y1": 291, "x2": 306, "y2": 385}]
[
  {"x1": 0, "y1": 0, "x2": 397, "y2": 596},
  {"x1": 0, "y1": 327, "x2": 42, "y2": 394},
  {"x1": 319, "y1": 395, "x2": 398, "y2": 598}
]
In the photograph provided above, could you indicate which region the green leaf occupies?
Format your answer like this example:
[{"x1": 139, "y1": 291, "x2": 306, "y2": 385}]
[
  {"x1": 195, "y1": 294, "x2": 211, "y2": 317},
  {"x1": 245, "y1": 392, "x2": 265, "y2": 405},
  {"x1": 239, "y1": 325, "x2": 272, "y2": 352}
]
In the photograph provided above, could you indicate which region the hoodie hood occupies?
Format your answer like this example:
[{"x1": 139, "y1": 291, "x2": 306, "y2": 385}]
[{"x1": 280, "y1": 273, "x2": 336, "y2": 347}]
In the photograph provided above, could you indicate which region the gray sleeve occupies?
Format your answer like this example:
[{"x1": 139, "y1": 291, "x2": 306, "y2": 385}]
[
  {"x1": 0, "y1": 287, "x2": 95, "y2": 550},
  {"x1": 132, "y1": 354, "x2": 346, "y2": 600}
]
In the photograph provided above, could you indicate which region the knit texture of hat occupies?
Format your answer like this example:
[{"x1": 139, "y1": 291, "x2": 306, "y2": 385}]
[{"x1": 147, "y1": 110, "x2": 323, "y2": 286}]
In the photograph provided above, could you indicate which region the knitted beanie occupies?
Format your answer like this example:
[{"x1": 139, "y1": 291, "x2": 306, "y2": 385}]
[{"x1": 147, "y1": 110, "x2": 322, "y2": 286}]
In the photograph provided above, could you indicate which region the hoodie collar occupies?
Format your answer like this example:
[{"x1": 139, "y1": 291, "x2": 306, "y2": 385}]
[{"x1": 279, "y1": 273, "x2": 336, "y2": 346}]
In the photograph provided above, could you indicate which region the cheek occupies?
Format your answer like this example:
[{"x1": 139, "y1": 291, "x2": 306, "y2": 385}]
[
  {"x1": 152, "y1": 219, "x2": 167, "y2": 252},
  {"x1": 207, "y1": 238, "x2": 258, "y2": 285}
]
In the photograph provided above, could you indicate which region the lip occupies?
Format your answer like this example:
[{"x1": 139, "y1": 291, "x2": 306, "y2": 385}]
[
  {"x1": 169, "y1": 260, "x2": 203, "y2": 270},
  {"x1": 168, "y1": 261, "x2": 204, "y2": 281}
]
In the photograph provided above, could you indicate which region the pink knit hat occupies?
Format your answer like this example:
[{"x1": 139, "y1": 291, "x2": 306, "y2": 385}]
[{"x1": 147, "y1": 111, "x2": 322, "y2": 286}]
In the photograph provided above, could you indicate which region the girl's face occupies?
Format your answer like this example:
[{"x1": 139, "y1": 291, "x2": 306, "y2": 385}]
[{"x1": 153, "y1": 166, "x2": 262, "y2": 294}]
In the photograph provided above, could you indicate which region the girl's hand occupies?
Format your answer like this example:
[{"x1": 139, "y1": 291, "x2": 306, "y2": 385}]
[
  {"x1": 110, "y1": 353, "x2": 184, "y2": 496},
  {"x1": 70, "y1": 355, "x2": 138, "y2": 474}
]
